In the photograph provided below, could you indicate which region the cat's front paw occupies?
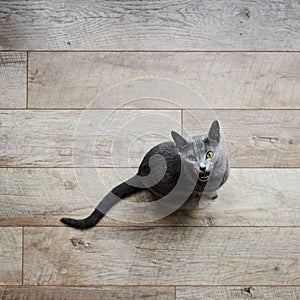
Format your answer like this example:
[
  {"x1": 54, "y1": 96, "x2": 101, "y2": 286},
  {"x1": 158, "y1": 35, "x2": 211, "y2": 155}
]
[
  {"x1": 203, "y1": 191, "x2": 218, "y2": 200},
  {"x1": 210, "y1": 192, "x2": 218, "y2": 200}
]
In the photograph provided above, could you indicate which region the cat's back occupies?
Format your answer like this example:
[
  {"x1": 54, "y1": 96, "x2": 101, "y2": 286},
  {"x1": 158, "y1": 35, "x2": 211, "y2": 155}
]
[
  {"x1": 137, "y1": 141, "x2": 180, "y2": 177},
  {"x1": 148, "y1": 141, "x2": 178, "y2": 159}
]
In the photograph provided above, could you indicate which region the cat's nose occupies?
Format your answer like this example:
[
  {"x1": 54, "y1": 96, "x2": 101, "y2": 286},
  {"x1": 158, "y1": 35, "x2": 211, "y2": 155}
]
[{"x1": 199, "y1": 166, "x2": 206, "y2": 172}]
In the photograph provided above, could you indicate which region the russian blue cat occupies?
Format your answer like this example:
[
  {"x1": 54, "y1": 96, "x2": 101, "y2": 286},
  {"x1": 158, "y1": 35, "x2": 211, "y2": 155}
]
[{"x1": 61, "y1": 120, "x2": 229, "y2": 229}]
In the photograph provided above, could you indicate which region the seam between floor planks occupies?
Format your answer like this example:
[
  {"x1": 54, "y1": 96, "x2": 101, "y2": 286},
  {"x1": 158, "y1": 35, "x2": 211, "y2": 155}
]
[
  {"x1": 1, "y1": 284, "x2": 300, "y2": 287},
  {"x1": 21, "y1": 227, "x2": 24, "y2": 286},
  {"x1": 0, "y1": 166, "x2": 299, "y2": 168},
  {"x1": 2, "y1": 50, "x2": 300, "y2": 53},
  {"x1": 1, "y1": 225, "x2": 300, "y2": 228},
  {"x1": 25, "y1": 52, "x2": 28, "y2": 109},
  {"x1": 1, "y1": 108, "x2": 300, "y2": 110}
]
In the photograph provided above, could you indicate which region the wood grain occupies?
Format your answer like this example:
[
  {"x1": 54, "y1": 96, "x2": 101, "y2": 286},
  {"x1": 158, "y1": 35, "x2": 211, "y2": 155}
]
[
  {"x1": 24, "y1": 227, "x2": 300, "y2": 285},
  {"x1": 0, "y1": 227, "x2": 22, "y2": 285},
  {"x1": 0, "y1": 1, "x2": 299, "y2": 50},
  {"x1": 0, "y1": 168, "x2": 299, "y2": 227},
  {"x1": 0, "y1": 52, "x2": 26, "y2": 108},
  {"x1": 0, "y1": 286, "x2": 174, "y2": 300},
  {"x1": 1, "y1": 109, "x2": 299, "y2": 167},
  {"x1": 183, "y1": 109, "x2": 300, "y2": 168},
  {"x1": 0, "y1": 109, "x2": 181, "y2": 167},
  {"x1": 176, "y1": 286, "x2": 300, "y2": 300},
  {"x1": 28, "y1": 52, "x2": 300, "y2": 109}
]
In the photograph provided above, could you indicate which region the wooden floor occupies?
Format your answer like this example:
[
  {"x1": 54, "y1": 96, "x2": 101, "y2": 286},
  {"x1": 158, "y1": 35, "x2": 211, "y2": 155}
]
[{"x1": 0, "y1": 1, "x2": 300, "y2": 299}]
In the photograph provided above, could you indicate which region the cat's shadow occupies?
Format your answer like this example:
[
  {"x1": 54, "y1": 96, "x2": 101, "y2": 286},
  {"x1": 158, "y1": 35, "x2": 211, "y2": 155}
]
[{"x1": 108, "y1": 190, "x2": 204, "y2": 226}]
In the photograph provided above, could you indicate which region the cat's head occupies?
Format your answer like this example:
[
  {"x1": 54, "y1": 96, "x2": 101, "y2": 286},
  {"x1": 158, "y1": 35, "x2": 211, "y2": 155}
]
[{"x1": 171, "y1": 120, "x2": 221, "y2": 182}]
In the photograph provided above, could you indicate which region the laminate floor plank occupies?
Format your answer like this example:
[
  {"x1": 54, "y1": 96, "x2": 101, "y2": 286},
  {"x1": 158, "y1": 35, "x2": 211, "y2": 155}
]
[
  {"x1": 23, "y1": 227, "x2": 300, "y2": 285},
  {"x1": 0, "y1": 168, "x2": 299, "y2": 227},
  {"x1": 0, "y1": 1, "x2": 299, "y2": 50},
  {"x1": 1, "y1": 110, "x2": 299, "y2": 167},
  {"x1": 28, "y1": 52, "x2": 300, "y2": 109}
]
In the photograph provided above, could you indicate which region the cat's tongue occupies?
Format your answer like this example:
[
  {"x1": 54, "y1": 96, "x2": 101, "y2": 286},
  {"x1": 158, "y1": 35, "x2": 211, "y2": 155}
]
[{"x1": 192, "y1": 168, "x2": 199, "y2": 177}]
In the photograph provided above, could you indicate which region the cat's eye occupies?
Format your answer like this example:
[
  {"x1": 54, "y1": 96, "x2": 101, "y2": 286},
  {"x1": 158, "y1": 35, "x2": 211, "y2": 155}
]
[
  {"x1": 188, "y1": 155, "x2": 197, "y2": 161},
  {"x1": 206, "y1": 151, "x2": 214, "y2": 159}
]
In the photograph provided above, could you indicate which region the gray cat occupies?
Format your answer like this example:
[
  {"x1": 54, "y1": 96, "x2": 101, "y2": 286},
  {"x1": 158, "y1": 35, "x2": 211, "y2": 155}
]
[{"x1": 61, "y1": 120, "x2": 229, "y2": 229}]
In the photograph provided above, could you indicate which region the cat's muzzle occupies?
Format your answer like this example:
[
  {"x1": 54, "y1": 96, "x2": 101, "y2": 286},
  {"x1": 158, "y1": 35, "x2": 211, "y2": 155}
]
[{"x1": 198, "y1": 171, "x2": 210, "y2": 182}]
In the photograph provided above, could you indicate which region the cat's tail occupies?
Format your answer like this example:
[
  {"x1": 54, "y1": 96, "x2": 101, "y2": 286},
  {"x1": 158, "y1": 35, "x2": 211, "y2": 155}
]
[{"x1": 60, "y1": 176, "x2": 144, "y2": 229}]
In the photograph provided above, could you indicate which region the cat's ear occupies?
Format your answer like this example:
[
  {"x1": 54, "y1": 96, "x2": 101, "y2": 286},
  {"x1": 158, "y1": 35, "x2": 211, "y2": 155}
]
[
  {"x1": 171, "y1": 131, "x2": 188, "y2": 149},
  {"x1": 208, "y1": 120, "x2": 220, "y2": 144}
]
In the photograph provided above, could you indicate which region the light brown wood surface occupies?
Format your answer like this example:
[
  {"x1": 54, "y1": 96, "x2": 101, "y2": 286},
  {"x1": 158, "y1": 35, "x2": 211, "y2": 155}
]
[
  {"x1": 23, "y1": 227, "x2": 300, "y2": 285},
  {"x1": 0, "y1": 109, "x2": 298, "y2": 167},
  {"x1": 176, "y1": 286, "x2": 300, "y2": 300},
  {"x1": 28, "y1": 52, "x2": 300, "y2": 109},
  {"x1": 0, "y1": 52, "x2": 26, "y2": 108},
  {"x1": 0, "y1": 1, "x2": 299, "y2": 50},
  {"x1": 0, "y1": 228, "x2": 22, "y2": 285},
  {"x1": 0, "y1": 286, "x2": 174, "y2": 300},
  {"x1": 0, "y1": 168, "x2": 299, "y2": 227},
  {"x1": 1, "y1": 1, "x2": 299, "y2": 297}
]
